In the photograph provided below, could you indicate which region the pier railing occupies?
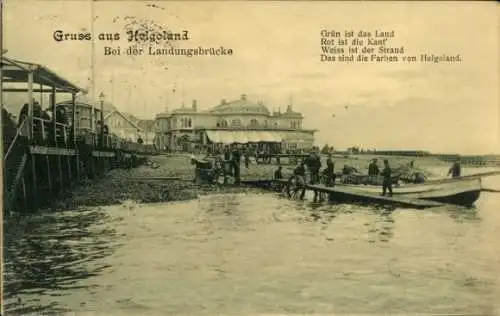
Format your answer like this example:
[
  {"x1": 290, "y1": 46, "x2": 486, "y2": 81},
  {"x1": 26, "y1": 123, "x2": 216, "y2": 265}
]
[
  {"x1": 8, "y1": 118, "x2": 159, "y2": 155},
  {"x1": 75, "y1": 128, "x2": 158, "y2": 155},
  {"x1": 32, "y1": 117, "x2": 72, "y2": 147}
]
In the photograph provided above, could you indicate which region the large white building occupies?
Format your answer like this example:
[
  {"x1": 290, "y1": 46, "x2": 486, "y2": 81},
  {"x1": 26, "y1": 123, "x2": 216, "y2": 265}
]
[{"x1": 154, "y1": 94, "x2": 316, "y2": 151}]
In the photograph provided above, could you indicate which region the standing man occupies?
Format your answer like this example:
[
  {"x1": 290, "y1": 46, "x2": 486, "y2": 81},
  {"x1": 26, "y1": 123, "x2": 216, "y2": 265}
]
[
  {"x1": 232, "y1": 146, "x2": 241, "y2": 184},
  {"x1": 244, "y1": 146, "x2": 251, "y2": 168},
  {"x1": 274, "y1": 165, "x2": 283, "y2": 180},
  {"x1": 324, "y1": 153, "x2": 335, "y2": 186},
  {"x1": 307, "y1": 151, "x2": 322, "y2": 185},
  {"x1": 368, "y1": 158, "x2": 380, "y2": 176},
  {"x1": 381, "y1": 159, "x2": 393, "y2": 197},
  {"x1": 448, "y1": 159, "x2": 461, "y2": 178},
  {"x1": 368, "y1": 158, "x2": 380, "y2": 184},
  {"x1": 293, "y1": 161, "x2": 307, "y2": 200}
]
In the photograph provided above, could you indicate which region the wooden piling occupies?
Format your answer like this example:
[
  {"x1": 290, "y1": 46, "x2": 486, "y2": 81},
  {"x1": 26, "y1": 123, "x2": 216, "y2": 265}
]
[
  {"x1": 45, "y1": 155, "x2": 52, "y2": 194},
  {"x1": 21, "y1": 176, "x2": 27, "y2": 215},
  {"x1": 57, "y1": 155, "x2": 63, "y2": 196},
  {"x1": 66, "y1": 155, "x2": 72, "y2": 187},
  {"x1": 76, "y1": 154, "x2": 81, "y2": 182},
  {"x1": 30, "y1": 155, "x2": 38, "y2": 206}
]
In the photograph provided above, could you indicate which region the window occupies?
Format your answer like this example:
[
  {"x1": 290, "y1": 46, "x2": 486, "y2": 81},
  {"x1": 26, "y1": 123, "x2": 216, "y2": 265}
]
[
  {"x1": 274, "y1": 122, "x2": 279, "y2": 128},
  {"x1": 231, "y1": 119, "x2": 241, "y2": 127},
  {"x1": 249, "y1": 119, "x2": 259, "y2": 127},
  {"x1": 217, "y1": 119, "x2": 228, "y2": 128},
  {"x1": 188, "y1": 118, "x2": 192, "y2": 128},
  {"x1": 264, "y1": 120, "x2": 268, "y2": 127}
]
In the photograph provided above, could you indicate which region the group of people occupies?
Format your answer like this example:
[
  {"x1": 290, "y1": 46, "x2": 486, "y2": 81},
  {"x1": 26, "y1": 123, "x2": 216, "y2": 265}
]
[
  {"x1": 273, "y1": 152, "x2": 337, "y2": 199},
  {"x1": 200, "y1": 145, "x2": 464, "y2": 195},
  {"x1": 18, "y1": 100, "x2": 70, "y2": 126},
  {"x1": 367, "y1": 158, "x2": 396, "y2": 196},
  {"x1": 16, "y1": 100, "x2": 71, "y2": 145},
  {"x1": 278, "y1": 154, "x2": 403, "y2": 198},
  {"x1": 206, "y1": 145, "x2": 243, "y2": 184}
]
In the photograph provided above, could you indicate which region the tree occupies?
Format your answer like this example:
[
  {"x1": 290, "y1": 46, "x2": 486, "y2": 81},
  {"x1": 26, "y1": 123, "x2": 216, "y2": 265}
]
[{"x1": 321, "y1": 144, "x2": 331, "y2": 154}]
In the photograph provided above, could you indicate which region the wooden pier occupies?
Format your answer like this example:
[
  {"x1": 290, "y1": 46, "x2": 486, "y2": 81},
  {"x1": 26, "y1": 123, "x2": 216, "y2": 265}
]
[{"x1": 2, "y1": 56, "x2": 155, "y2": 215}]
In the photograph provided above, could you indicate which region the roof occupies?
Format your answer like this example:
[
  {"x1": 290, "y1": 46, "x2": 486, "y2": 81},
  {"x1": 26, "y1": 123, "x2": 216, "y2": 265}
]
[
  {"x1": 278, "y1": 105, "x2": 303, "y2": 118},
  {"x1": 172, "y1": 106, "x2": 196, "y2": 114},
  {"x1": 103, "y1": 110, "x2": 142, "y2": 131},
  {"x1": 57, "y1": 95, "x2": 116, "y2": 112},
  {"x1": 123, "y1": 113, "x2": 140, "y2": 124},
  {"x1": 155, "y1": 112, "x2": 171, "y2": 119},
  {"x1": 280, "y1": 111, "x2": 303, "y2": 118},
  {"x1": 1, "y1": 56, "x2": 86, "y2": 94},
  {"x1": 137, "y1": 119, "x2": 155, "y2": 130},
  {"x1": 207, "y1": 96, "x2": 270, "y2": 115}
]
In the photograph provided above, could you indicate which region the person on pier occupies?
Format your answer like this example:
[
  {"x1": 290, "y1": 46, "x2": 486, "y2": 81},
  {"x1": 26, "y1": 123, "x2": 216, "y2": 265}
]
[
  {"x1": 324, "y1": 154, "x2": 336, "y2": 186},
  {"x1": 306, "y1": 151, "x2": 322, "y2": 185},
  {"x1": 292, "y1": 162, "x2": 307, "y2": 200},
  {"x1": 18, "y1": 100, "x2": 44, "y2": 126},
  {"x1": 231, "y1": 146, "x2": 241, "y2": 184},
  {"x1": 381, "y1": 159, "x2": 393, "y2": 197},
  {"x1": 274, "y1": 166, "x2": 283, "y2": 180},
  {"x1": 223, "y1": 146, "x2": 231, "y2": 161},
  {"x1": 448, "y1": 160, "x2": 462, "y2": 178},
  {"x1": 368, "y1": 158, "x2": 380, "y2": 184},
  {"x1": 368, "y1": 158, "x2": 380, "y2": 176},
  {"x1": 244, "y1": 147, "x2": 251, "y2": 168}
]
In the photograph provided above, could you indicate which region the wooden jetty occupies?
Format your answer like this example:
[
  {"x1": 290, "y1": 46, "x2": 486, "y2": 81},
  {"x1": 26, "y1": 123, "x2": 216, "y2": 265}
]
[
  {"x1": 256, "y1": 153, "x2": 308, "y2": 165},
  {"x1": 2, "y1": 56, "x2": 156, "y2": 215}
]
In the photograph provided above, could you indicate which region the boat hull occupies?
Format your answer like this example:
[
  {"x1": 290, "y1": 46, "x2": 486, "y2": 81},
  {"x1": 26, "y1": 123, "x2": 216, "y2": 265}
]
[
  {"x1": 422, "y1": 189, "x2": 481, "y2": 207},
  {"x1": 335, "y1": 178, "x2": 482, "y2": 207}
]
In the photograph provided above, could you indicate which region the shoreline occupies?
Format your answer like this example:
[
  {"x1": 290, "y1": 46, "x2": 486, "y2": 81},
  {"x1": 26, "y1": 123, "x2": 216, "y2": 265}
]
[{"x1": 22, "y1": 153, "x2": 498, "y2": 213}]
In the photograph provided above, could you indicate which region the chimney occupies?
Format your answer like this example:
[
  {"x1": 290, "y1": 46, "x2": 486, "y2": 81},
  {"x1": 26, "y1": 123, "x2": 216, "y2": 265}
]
[
  {"x1": 241, "y1": 94, "x2": 247, "y2": 100},
  {"x1": 221, "y1": 98, "x2": 227, "y2": 105},
  {"x1": 192, "y1": 99, "x2": 197, "y2": 111}
]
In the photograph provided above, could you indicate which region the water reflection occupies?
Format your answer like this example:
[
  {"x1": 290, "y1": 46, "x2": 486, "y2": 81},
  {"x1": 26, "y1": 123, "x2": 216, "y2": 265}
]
[
  {"x1": 444, "y1": 204, "x2": 481, "y2": 222},
  {"x1": 307, "y1": 201, "x2": 397, "y2": 244},
  {"x1": 3, "y1": 209, "x2": 120, "y2": 315},
  {"x1": 3, "y1": 188, "x2": 499, "y2": 315}
]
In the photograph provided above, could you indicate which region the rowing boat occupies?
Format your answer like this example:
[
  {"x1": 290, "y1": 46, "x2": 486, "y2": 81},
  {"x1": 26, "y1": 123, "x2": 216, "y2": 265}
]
[
  {"x1": 336, "y1": 177, "x2": 482, "y2": 207},
  {"x1": 336, "y1": 170, "x2": 500, "y2": 206}
]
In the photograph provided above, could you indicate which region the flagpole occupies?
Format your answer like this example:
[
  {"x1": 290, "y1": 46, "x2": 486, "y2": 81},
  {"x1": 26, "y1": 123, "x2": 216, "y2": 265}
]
[
  {"x1": 111, "y1": 66, "x2": 115, "y2": 107},
  {"x1": 182, "y1": 83, "x2": 185, "y2": 107},
  {"x1": 165, "y1": 90, "x2": 169, "y2": 112},
  {"x1": 90, "y1": 0, "x2": 95, "y2": 130}
]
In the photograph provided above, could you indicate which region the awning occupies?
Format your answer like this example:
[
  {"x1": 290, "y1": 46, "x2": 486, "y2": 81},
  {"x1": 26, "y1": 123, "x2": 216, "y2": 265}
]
[
  {"x1": 258, "y1": 131, "x2": 282, "y2": 142},
  {"x1": 279, "y1": 131, "x2": 314, "y2": 142},
  {"x1": 206, "y1": 130, "x2": 282, "y2": 144}
]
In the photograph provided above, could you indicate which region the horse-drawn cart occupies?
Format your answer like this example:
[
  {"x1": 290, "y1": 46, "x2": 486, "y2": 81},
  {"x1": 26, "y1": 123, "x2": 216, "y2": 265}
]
[{"x1": 191, "y1": 155, "x2": 235, "y2": 185}]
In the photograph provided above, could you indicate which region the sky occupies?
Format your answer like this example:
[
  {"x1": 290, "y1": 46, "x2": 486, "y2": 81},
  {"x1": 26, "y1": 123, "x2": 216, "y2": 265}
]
[{"x1": 3, "y1": 0, "x2": 499, "y2": 154}]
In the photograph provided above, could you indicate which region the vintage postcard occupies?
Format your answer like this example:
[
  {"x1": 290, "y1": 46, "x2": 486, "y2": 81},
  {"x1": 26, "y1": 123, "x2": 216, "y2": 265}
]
[{"x1": 1, "y1": 1, "x2": 499, "y2": 315}]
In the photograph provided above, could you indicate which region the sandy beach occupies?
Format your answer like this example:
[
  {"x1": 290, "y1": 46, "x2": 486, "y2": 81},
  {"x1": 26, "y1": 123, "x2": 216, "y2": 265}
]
[{"x1": 53, "y1": 153, "x2": 464, "y2": 210}]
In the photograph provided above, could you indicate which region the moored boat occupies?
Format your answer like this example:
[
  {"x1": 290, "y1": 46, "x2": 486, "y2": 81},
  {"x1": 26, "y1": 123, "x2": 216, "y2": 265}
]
[{"x1": 336, "y1": 177, "x2": 482, "y2": 207}]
